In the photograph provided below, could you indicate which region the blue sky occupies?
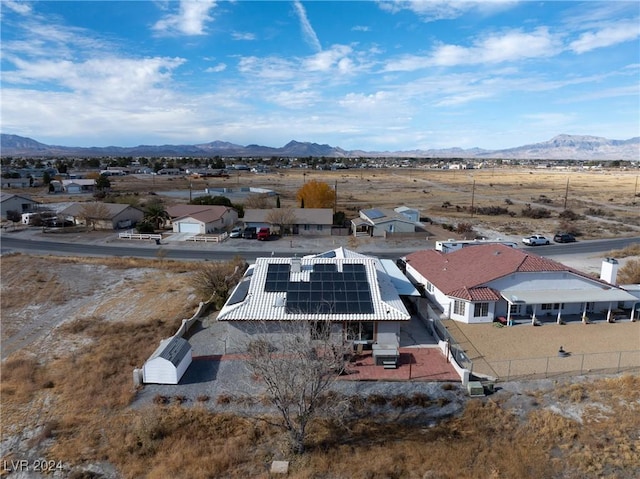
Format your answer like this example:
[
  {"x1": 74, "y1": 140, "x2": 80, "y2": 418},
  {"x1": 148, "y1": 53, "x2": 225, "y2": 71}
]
[{"x1": 1, "y1": 1, "x2": 639, "y2": 151}]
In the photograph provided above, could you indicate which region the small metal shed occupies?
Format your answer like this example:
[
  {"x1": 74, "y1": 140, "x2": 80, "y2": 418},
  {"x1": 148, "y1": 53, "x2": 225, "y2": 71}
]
[{"x1": 143, "y1": 336, "x2": 192, "y2": 384}]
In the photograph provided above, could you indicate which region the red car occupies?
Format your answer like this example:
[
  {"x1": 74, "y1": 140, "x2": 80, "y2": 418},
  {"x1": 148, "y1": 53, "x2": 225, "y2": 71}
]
[{"x1": 257, "y1": 227, "x2": 270, "y2": 240}]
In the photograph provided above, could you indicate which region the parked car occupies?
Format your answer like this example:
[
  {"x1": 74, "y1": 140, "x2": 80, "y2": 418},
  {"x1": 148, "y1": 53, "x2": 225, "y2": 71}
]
[
  {"x1": 554, "y1": 233, "x2": 576, "y2": 243},
  {"x1": 522, "y1": 234, "x2": 550, "y2": 246},
  {"x1": 229, "y1": 226, "x2": 244, "y2": 238},
  {"x1": 257, "y1": 227, "x2": 271, "y2": 241},
  {"x1": 242, "y1": 226, "x2": 257, "y2": 239}
]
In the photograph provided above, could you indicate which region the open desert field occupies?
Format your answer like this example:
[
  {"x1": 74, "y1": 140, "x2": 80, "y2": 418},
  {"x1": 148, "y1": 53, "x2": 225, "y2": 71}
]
[{"x1": 32, "y1": 166, "x2": 639, "y2": 241}]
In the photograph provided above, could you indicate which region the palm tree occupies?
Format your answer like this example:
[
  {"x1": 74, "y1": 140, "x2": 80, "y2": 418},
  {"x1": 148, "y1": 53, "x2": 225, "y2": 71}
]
[{"x1": 144, "y1": 200, "x2": 170, "y2": 230}]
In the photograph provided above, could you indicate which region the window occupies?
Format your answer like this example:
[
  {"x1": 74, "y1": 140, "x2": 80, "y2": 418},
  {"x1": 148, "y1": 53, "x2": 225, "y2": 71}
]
[
  {"x1": 541, "y1": 304, "x2": 553, "y2": 311},
  {"x1": 345, "y1": 322, "x2": 375, "y2": 342},
  {"x1": 304, "y1": 224, "x2": 310, "y2": 231},
  {"x1": 316, "y1": 224, "x2": 323, "y2": 231},
  {"x1": 509, "y1": 304, "x2": 522, "y2": 315},
  {"x1": 425, "y1": 281, "x2": 434, "y2": 293},
  {"x1": 474, "y1": 303, "x2": 489, "y2": 317},
  {"x1": 453, "y1": 300, "x2": 465, "y2": 315}
]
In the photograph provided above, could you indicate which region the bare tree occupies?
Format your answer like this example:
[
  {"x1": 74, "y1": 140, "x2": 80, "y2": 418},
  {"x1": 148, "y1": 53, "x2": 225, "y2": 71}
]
[
  {"x1": 244, "y1": 320, "x2": 348, "y2": 454},
  {"x1": 78, "y1": 202, "x2": 111, "y2": 230},
  {"x1": 243, "y1": 193, "x2": 273, "y2": 209},
  {"x1": 266, "y1": 207, "x2": 298, "y2": 236},
  {"x1": 189, "y1": 256, "x2": 248, "y2": 307}
]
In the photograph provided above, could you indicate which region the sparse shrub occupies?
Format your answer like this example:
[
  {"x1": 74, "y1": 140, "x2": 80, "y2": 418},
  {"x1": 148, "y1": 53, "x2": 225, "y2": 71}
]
[
  {"x1": 617, "y1": 258, "x2": 640, "y2": 284},
  {"x1": 196, "y1": 394, "x2": 210, "y2": 402},
  {"x1": 521, "y1": 204, "x2": 551, "y2": 219},
  {"x1": 504, "y1": 198, "x2": 513, "y2": 205},
  {"x1": 474, "y1": 205, "x2": 510, "y2": 216},
  {"x1": 558, "y1": 209, "x2": 582, "y2": 221},
  {"x1": 441, "y1": 383, "x2": 456, "y2": 391},
  {"x1": 216, "y1": 394, "x2": 233, "y2": 405},
  {"x1": 441, "y1": 201, "x2": 452, "y2": 209},
  {"x1": 390, "y1": 395, "x2": 413, "y2": 409},
  {"x1": 366, "y1": 394, "x2": 388, "y2": 406},
  {"x1": 411, "y1": 393, "x2": 432, "y2": 407},
  {"x1": 173, "y1": 395, "x2": 187, "y2": 405},
  {"x1": 585, "y1": 207, "x2": 615, "y2": 218},
  {"x1": 455, "y1": 222, "x2": 474, "y2": 235},
  {"x1": 153, "y1": 394, "x2": 169, "y2": 405}
]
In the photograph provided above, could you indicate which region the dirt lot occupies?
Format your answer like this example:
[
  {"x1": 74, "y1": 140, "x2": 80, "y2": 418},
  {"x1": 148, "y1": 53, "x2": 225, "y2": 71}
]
[{"x1": 446, "y1": 319, "x2": 640, "y2": 380}]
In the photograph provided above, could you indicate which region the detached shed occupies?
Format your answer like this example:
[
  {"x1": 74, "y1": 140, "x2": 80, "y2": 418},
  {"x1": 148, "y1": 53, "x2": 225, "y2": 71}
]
[{"x1": 143, "y1": 336, "x2": 192, "y2": 384}]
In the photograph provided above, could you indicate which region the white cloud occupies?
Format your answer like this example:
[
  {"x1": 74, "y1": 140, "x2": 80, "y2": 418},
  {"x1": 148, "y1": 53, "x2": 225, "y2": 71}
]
[
  {"x1": 378, "y1": 0, "x2": 517, "y2": 22},
  {"x1": 205, "y1": 63, "x2": 227, "y2": 73},
  {"x1": 293, "y1": 0, "x2": 321, "y2": 52},
  {"x1": 570, "y1": 21, "x2": 640, "y2": 54},
  {"x1": 231, "y1": 31, "x2": 256, "y2": 41},
  {"x1": 352, "y1": 25, "x2": 370, "y2": 32},
  {"x1": 304, "y1": 45, "x2": 353, "y2": 72},
  {"x1": 432, "y1": 27, "x2": 559, "y2": 66},
  {"x1": 153, "y1": 0, "x2": 217, "y2": 36},
  {"x1": 2, "y1": 0, "x2": 32, "y2": 15},
  {"x1": 383, "y1": 28, "x2": 558, "y2": 71}
]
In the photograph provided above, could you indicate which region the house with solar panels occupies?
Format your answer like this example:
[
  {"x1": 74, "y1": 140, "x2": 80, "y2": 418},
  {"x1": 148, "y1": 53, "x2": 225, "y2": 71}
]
[
  {"x1": 403, "y1": 244, "x2": 638, "y2": 325},
  {"x1": 217, "y1": 248, "x2": 417, "y2": 356},
  {"x1": 352, "y1": 207, "x2": 418, "y2": 237}
]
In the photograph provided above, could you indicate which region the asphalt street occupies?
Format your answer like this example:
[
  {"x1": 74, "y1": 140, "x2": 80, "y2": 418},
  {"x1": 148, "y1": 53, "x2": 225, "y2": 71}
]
[{"x1": 1, "y1": 230, "x2": 638, "y2": 263}]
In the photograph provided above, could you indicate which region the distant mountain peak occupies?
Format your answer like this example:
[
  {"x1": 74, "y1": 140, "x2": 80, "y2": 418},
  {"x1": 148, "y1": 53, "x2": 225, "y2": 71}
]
[{"x1": 1, "y1": 133, "x2": 637, "y2": 160}]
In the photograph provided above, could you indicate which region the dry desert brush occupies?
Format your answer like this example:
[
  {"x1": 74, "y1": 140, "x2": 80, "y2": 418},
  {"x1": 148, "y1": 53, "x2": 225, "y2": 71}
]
[{"x1": 190, "y1": 256, "x2": 248, "y2": 307}]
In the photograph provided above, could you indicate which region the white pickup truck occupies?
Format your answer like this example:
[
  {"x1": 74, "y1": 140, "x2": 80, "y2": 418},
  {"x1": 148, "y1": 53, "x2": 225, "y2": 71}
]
[{"x1": 522, "y1": 235, "x2": 550, "y2": 246}]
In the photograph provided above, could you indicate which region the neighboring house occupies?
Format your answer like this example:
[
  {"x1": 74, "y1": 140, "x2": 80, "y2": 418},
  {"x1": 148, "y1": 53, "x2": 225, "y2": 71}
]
[
  {"x1": 142, "y1": 336, "x2": 192, "y2": 384},
  {"x1": 394, "y1": 206, "x2": 420, "y2": 223},
  {"x1": 61, "y1": 179, "x2": 96, "y2": 194},
  {"x1": 0, "y1": 193, "x2": 40, "y2": 219},
  {"x1": 403, "y1": 244, "x2": 638, "y2": 324},
  {"x1": 1, "y1": 177, "x2": 31, "y2": 189},
  {"x1": 352, "y1": 207, "x2": 418, "y2": 237},
  {"x1": 217, "y1": 247, "x2": 418, "y2": 356},
  {"x1": 243, "y1": 208, "x2": 333, "y2": 236},
  {"x1": 60, "y1": 202, "x2": 144, "y2": 230},
  {"x1": 166, "y1": 205, "x2": 238, "y2": 234}
]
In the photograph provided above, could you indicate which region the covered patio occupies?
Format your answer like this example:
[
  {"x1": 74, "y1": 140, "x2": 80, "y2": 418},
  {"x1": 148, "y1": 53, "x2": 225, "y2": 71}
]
[{"x1": 501, "y1": 288, "x2": 638, "y2": 326}]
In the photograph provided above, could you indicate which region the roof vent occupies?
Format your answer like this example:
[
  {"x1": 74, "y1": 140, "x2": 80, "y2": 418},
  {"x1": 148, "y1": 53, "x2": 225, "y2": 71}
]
[{"x1": 291, "y1": 257, "x2": 301, "y2": 274}]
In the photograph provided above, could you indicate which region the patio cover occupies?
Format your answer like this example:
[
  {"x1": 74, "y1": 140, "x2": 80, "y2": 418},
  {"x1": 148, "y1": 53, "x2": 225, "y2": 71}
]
[
  {"x1": 380, "y1": 259, "x2": 420, "y2": 296},
  {"x1": 502, "y1": 288, "x2": 638, "y2": 305}
]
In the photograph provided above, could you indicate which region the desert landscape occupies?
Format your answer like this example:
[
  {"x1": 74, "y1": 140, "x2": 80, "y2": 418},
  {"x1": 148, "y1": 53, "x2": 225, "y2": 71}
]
[{"x1": 1, "y1": 165, "x2": 639, "y2": 478}]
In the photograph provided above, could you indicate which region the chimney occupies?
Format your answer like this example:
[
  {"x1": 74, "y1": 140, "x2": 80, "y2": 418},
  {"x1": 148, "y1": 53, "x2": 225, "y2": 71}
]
[
  {"x1": 600, "y1": 258, "x2": 619, "y2": 284},
  {"x1": 290, "y1": 257, "x2": 301, "y2": 274}
]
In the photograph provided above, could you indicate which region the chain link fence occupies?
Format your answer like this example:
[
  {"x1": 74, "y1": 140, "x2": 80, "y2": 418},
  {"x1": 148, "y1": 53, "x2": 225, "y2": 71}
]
[{"x1": 488, "y1": 349, "x2": 640, "y2": 382}]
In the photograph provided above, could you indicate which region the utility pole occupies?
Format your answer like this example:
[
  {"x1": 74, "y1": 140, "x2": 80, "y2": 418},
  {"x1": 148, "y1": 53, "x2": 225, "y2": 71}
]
[
  {"x1": 563, "y1": 177, "x2": 569, "y2": 210},
  {"x1": 470, "y1": 180, "x2": 476, "y2": 218},
  {"x1": 334, "y1": 180, "x2": 338, "y2": 213}
]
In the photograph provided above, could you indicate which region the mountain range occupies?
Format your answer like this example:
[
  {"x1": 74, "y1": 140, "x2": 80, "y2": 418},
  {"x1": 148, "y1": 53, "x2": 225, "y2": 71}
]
[{"x1": 1, "y1": 133, "x2": 638, "y2": 161}]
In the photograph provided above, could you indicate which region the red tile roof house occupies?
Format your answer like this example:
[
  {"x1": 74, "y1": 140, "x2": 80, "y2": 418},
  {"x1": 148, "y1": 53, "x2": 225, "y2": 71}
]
[
  {"x1": 403, "y1": 244, "x2": 638, "y2": 325},
  {"x1": 166, "y1": 205, "x2": 238, "y2": 235}
]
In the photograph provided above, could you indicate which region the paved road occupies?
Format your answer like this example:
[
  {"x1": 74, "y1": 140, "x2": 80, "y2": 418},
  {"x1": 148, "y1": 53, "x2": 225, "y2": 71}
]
[{"x1": 1, "y1": 234, "x2": 638, "y2": 262}]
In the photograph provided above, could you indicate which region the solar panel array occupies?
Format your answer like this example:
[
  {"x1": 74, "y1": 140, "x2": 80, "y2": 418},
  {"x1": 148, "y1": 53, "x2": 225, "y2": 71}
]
[
  {"x1": 366, "y1": 208, "x2": 385, "y2": 220},
  {"x1": 264, "y1": 262, "x2": 374, "y2": 314}
]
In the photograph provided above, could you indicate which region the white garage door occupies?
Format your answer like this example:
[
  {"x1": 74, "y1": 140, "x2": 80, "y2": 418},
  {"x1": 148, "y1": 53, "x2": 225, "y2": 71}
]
[{"x1": 178, "y1": 222, "x2": 200, "y2": 233}]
